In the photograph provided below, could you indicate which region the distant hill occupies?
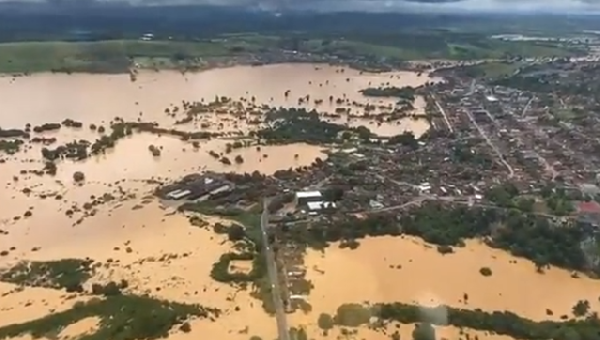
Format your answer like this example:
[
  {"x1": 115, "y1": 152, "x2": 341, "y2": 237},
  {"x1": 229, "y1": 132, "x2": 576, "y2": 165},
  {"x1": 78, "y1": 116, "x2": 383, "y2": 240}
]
[{"x1": 0, "y1": 4, "x2": 599, "y2": 43}]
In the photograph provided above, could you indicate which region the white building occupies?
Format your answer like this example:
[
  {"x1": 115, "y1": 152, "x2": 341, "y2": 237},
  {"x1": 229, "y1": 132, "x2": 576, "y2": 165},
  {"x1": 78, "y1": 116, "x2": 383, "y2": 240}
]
[
  {"x1": 418, "y1": 183, "x2": 431, "y2": 194},
  {"x1": 295, "y1": 191, "x2": 323, "y2": 206},
  {"x1": 306, "y1": 201, "x2": 336, "y2": 212},
  {"x1": 166, "y1": 189, "x2": 192, "y2": 200}
]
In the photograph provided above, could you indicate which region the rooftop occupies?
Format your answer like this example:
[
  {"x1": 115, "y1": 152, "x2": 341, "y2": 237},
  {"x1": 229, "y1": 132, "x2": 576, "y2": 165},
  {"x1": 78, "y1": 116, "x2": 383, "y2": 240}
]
[
  {"x1": 577, "y1": 200, "x2": 600, "y2": 215},
  {"x1": 296, "y1": 191, "x2": 322, "y2": 199},
  {"x1": 306, "y1": 201, "x2": 336, "y2": 211}
]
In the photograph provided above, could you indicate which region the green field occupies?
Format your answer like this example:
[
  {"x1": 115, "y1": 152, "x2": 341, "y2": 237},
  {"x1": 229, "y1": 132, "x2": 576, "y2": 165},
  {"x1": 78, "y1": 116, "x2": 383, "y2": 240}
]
[
  {"x1": 0, "y1": 40, "x2": 234, "y2": 74},
  {"x1": 0, "y1": 33, "x2": 583, "y2": 74},
  {"x1": 452, "y1": 61, "x2": 526, "y2": 79}
]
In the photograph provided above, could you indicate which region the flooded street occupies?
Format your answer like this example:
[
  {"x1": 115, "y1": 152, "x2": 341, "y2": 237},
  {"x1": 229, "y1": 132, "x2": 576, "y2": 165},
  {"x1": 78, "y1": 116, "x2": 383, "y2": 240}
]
[{"x1": 0, "y1": 63, "x2": 440, "y2": 340}]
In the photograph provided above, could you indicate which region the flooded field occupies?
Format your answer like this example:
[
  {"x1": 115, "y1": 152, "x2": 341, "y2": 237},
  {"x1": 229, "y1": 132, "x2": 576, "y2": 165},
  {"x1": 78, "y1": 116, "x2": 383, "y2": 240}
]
[
  {"x1": 293, "y1": 323, "x2": 517, "y2": 340},
  {"x1": 0, "y1": 64, "x2": 437, "y2": 340},
  {"x1": 298, "y1": 236, "x2": 600, "y2": 325},
  {"x1": 0, "y1": 63, "x2": 435, "y2": 135}
]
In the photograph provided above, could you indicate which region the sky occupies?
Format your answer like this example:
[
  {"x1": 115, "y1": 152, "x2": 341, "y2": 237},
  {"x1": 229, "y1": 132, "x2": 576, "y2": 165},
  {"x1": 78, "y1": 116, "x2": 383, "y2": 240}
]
[
  {"x1": 265, "y1": 0, "x2": 600, "y2": 13},
  {"x1": 4, "y1": 0, "x2": 600, "y2": 14}
]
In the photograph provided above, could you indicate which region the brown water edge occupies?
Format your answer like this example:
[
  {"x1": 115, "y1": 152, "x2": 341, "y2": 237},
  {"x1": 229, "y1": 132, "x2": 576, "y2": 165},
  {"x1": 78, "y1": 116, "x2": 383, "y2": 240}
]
[{"x1": 296, "y1": 236, "x2": 600, "y2": 324}]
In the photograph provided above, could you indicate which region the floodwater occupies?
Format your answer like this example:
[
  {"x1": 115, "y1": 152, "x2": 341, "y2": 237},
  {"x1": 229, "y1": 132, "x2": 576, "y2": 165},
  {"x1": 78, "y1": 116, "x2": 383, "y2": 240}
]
[
  {"x1": 298, "y1": 323, "x2": 516, "y2": 340},
  {"x1": 300, "y1": 236, "x2": 600, "y2": 324},
  {"x1": 0, "y1": 63, "x2": 437, "y2": 136},
  {"x1": 0, "y1": 63, "x2": 437, "y2": 340}
]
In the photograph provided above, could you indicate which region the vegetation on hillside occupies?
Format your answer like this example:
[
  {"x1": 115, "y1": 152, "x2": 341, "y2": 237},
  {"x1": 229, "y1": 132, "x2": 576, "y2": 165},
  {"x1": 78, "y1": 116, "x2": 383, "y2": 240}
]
[
  {"x1": 0, "y1": 26, "x2": 581, "y2": 74},
  {"x1": 439, "y1": 61, "x2": 524, "y2": 79}
]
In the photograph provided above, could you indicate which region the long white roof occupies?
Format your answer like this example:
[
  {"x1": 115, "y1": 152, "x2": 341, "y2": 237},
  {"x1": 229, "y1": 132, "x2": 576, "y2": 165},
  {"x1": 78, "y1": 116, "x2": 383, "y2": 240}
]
[{"x1": 296, "y1": 191, "x2": 322, "y2": 198}]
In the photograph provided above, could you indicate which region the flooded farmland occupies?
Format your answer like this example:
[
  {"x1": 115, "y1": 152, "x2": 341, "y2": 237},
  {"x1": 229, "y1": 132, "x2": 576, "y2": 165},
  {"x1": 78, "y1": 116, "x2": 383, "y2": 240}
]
[
  {"x1": 298, "y1": 236, "x2": 600, "y2": 323},
  {"x1": 0, "y1": 63, "x2": 439, "y2": 340}
]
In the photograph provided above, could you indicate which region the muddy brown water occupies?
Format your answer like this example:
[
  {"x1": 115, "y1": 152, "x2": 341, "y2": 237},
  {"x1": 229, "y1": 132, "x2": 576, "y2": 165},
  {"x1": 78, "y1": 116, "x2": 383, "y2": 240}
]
[{"x1": 0, "y1": 64, "x2": 441, "y2": 340}]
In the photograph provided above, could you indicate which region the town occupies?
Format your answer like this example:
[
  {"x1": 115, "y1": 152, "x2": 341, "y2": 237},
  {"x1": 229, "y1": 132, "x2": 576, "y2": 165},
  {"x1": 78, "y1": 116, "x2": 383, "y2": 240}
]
[
  {"x1": 4, "y1": 10, "x2": 600, "y2": 340},
  {"x1": 152, "y1": 57, "x2": 600, "y2": 329}
]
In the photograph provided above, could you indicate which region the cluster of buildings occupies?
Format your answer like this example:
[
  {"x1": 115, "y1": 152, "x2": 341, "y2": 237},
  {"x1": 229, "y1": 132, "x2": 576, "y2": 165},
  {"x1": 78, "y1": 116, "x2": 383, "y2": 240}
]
[
  {"x1": 156, "y1": 173, "x2": 233, "y2": 202},
  {"x1": 294, "y1": 191, "x2": 336, "y2": 216},
  {"x1": 153, "y1": 57, "x2": 600, "y2": 231}
]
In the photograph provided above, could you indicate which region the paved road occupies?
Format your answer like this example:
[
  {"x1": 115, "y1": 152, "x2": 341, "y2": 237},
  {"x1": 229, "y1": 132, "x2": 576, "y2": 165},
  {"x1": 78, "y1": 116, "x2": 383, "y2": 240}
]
[
  {"x1": 376, "y1": 195, "x2": 572, "y2": 219},
  {"x1": 463, "y1": 108, "x2": 515, "y2": 178},
  {"x1": 521, "y1": 97, "x2": 534, "y2": 117},
  {"x1": 260, "y1": 198, "x2": 290, "y2": 340},
  {"x1": 467, "y1": 79, "x2": 477, "y2": 96},
  {"x1": 375, "y1": 174, "x2": 419, "y2": 189},
  {"x1": 515, "y1": 96, "x2": 557, "y2": 179},
  {"x1": 374, "y1": 197, "x2": 428, "y2": 213},
  {"x1": 432, "y1": 95, "x2": 454, "y2": 133}
]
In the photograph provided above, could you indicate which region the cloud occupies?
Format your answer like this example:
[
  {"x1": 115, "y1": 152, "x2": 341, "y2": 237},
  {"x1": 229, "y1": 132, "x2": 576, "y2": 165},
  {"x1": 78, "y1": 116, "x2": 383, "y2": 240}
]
[
  {"x1": 268, "y1": 0, "x2": 600, "y2": 13},
  {"x1": 4, "y1": 0, "x2": 600, "y2": 14}
]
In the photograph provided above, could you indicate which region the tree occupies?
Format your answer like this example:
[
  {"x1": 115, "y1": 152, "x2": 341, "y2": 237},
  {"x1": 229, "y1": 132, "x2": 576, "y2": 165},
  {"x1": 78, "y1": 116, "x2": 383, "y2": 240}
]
[
  {"x1": 388, "y1": 131, "x2": 418, "y2": 148},
  {"x1": 44, "y1": 161, "x2": 57, "y2": 176},
  {"x1": 322, "y1": 187, "x2": 344, "y2": 202},
  {"x1": 412, "y1": 323, "x2": 436, "y2": 340},
  {"x1": 517, "y1": 198, "x2": 535, "y2": 212},
  {"x1": 73, "y1": 171, "x2": 85, "y2": 183},
  {"x1": 555, "y1": 328, "x2": 582, "y2": 340},
  {"x1": 572, "y1": 300, "x2": 590, "y2": 317},
  {"x1": 297, "y1": 328, "x2": 308, "y2": 340},
  {"x1": 479, "y1": 267, "x2": 493, "y2": 277},
  {"x1": 355, "y1": 126, "x2": 371, "y2": 140},
  {"x1": 228, "y1": 224, "x2": 246, "y2": 242},
  {"x1": 318, "y1": 313, "x2": 335, "y2": 333}
]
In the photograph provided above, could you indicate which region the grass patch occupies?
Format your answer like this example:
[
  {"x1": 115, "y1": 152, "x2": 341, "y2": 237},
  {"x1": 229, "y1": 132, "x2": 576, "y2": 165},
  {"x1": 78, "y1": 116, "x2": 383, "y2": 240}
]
[
  {"x1": 180, "y1": 200, "x2": 276, "y2": 313},
  {"x1": 0, "y1": 33, "x2": 577, "y2": 74},
  {"x1": 210, "y1": 252, "x2": 261, "y2": 284},
  {"x1": 0, "y1": 139, "x2": 24, "y2": 154},
  {"x1": 0, "y1": 295, "x2": 219, "y2": 340},
  {"x1": 450, "y1": 61, "x2": 524, "y2": 79},
  {"x1": 0, "y1": 40, "x2": 233, "y2": 74},
  {"x1": 0, "y1": 259, "x2": 94, "y2": 292},
  {"x1": 179, "y1": 201, "x2": 262, "y2": 242}
]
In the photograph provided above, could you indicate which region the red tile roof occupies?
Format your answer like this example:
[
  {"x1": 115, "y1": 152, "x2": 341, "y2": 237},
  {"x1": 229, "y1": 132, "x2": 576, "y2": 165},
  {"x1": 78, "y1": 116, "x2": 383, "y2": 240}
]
[{"x1": 578, "y1": 201, "x2": 600, "y2": 215}]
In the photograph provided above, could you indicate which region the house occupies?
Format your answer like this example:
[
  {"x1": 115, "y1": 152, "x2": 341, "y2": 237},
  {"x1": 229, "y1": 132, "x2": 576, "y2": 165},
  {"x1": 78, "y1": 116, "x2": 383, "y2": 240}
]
[
  {"x1": 166, "y1": 189, "x2": 192, "y2": 200},
  {"x1": 157, "y1": 173, "x2": 233, "y2": 201},
  {"x1": 577, "y1": 200, "x2": 600, "y2": 232},
  {"x1": 418, "y1": 183, "x2": 431, "y2": 194},
  {"x1": 295, "y1": 191, "x2": 323, "y2": 207},
  {"x1": 369, "y1": 199, "x2": 384, "y2": 209},
  {"x1": 306, "y1": 201, "x2": 336, "y2": 212},
  {"x1": 578, "y1": 200, "x2": 600, "y2": 215}
]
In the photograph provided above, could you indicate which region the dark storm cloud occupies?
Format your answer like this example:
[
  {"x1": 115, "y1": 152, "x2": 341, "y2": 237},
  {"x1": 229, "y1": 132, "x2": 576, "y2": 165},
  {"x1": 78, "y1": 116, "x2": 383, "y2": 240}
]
[
  {"x1": 242, "y1": 0, "x2": 600, "y2": 13},
  {"x1": 4, "y1": 0, "x2": 600, "y2": 13},
  {"x1": 166, "y1": 0, "x2": 600, "y2": 13}
]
